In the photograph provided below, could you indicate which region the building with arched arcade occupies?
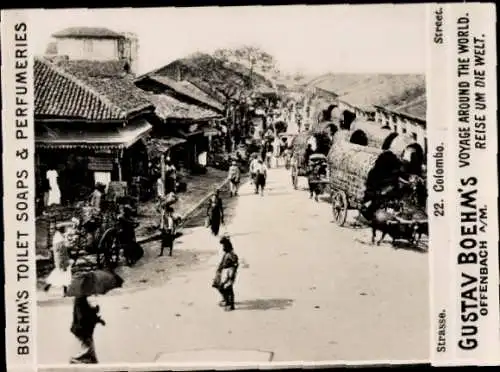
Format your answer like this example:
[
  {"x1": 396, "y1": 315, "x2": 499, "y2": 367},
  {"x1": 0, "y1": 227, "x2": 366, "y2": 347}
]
[{"x1": 303, "y1": 73, "x2": 426, "y2": 159}]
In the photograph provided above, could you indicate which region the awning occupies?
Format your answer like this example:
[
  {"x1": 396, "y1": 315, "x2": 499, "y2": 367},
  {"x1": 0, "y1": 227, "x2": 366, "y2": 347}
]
[
  {"x1": 203, "y1": 128, "x2": 221, "y2": 136},
  {"x1": 36, "y1": 118, "x2": 153, "y2": 151},
  {"x1": 149, "y1": 94, "x2": 222, "y2": 121},
  {"x1": 177, "y1": 129, "x2": 205, "y2": 138},
  {"x1": 145, "y1": 137, "x2": 187, "y2": 158}
]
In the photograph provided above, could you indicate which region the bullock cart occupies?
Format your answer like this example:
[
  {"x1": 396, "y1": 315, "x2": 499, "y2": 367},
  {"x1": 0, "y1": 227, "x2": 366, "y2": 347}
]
[
  {"x1": 290, "y1": 131, "x2": 331, "y2": 189},
  {"x1": 327, "y1": 141, "x2": 403, "y2": 226}
]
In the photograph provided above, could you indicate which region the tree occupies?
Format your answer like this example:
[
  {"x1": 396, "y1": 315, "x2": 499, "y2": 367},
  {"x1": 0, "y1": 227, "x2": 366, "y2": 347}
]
[{"x1": 213, "y1": 45, "x2": 278, "y2": 88}]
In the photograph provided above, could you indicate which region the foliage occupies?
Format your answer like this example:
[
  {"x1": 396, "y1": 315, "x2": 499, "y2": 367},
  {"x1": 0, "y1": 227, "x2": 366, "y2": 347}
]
[{"x1": 213, "y1": 45, "x2": 278, "y2": 75}]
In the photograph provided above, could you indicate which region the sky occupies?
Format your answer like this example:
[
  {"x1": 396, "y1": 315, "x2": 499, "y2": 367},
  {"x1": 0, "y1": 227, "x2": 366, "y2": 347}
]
[{"x1": 28, "y1": 5, "x2": 427, "y2": 76}]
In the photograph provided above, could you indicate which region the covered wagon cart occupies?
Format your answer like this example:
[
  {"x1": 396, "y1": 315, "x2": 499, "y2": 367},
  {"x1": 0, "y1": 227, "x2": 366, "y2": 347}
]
[
  {"x1": 327, "y1": 141, "x2": 403, "y2": 226},
  {"x1": 290, "y1": 131, "x2": 331, "y2": 189}
]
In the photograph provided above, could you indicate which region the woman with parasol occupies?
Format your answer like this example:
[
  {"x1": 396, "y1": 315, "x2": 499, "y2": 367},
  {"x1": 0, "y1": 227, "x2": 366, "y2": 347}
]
[{"x1": 67, "y1": 270, "x2": 123, "y2": 364}]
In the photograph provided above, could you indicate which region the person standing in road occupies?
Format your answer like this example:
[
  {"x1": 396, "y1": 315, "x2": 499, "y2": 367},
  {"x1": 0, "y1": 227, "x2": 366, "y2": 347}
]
[
  {"x1": 227, "y1": 160, "x2": 241, "y2": 197},
  {"x1": 265, "y1": 143, "x2": 273, "y2": 169},
  {"x1": 206, "y1": 188, "x2": 224, "y2": 236},
  {"x1": 165, "y1": 157, "x2": 177, "y2": 193},
  {"x1": 290, "y1": 153, "x2": 299, "y2": 189},
  {"x1": 249, "y1": 155, "x2": 259, "y2": 185},
  {"x1": 159, "y1": 205, "x2": 175, "y2": 257},
  {"x1": 273, "y1": 137, "x2": 281, "y2": 167},
  {"x1": 254, "y1": 159, "x2": 267, "y2": 196},
  {"x1": 117, "y1": 205, "x2": 143, "y2": 265},
  {"x1": 70, "y1": 296, "x2": 105, "y2": 364},
  {"x1": 307, "y1": 163, "x2": 321, "y2": 202},
  {"x1": 214, "y1": 235, "x2": 239, "y2": 311}
]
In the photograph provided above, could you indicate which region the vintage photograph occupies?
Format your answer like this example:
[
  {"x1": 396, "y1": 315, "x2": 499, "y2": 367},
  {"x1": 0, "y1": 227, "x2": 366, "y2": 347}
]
[{"x1": 29, "y1": 5, "x2": 428, "y2": 366}]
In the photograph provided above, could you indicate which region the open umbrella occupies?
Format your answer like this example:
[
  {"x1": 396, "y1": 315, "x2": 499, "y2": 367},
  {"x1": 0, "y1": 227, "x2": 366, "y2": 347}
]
[{"x1": 67, "y1": 270, "x2": 124, "y2": 297}]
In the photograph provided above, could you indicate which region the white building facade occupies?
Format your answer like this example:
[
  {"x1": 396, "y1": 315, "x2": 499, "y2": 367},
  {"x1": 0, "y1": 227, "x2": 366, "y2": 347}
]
[{"x1": 51, "y1": 27, "x2": 139, "y2": 74}]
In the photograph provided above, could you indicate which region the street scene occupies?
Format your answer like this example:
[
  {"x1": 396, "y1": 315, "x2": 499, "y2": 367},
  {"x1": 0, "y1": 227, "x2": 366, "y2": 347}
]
[{"x1": 33, "y1": 5, "x2": 429, "y2": 366}]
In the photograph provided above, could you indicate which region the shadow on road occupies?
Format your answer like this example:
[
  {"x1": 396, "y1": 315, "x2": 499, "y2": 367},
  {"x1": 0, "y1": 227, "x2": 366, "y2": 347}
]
[
  {"x1": 236, "y1": 298, "x2": 294, "y2": 311},
  {"x1": 354, "y1": 237, "x2": 428, "y2": 254},
  {"x1": 392, "y1": 240, "x2": 428, "y2": 254}
]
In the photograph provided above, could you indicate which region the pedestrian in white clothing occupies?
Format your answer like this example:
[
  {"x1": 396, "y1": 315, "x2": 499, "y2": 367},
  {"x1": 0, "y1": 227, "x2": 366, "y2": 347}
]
[
  {"x1": 249, "y1": 156, "x2": 259, "y2": 185},
  {"x1": 46, "y1": 170, "x2": 61, "y2": 206},
  {"x1": 227, "y1": 161, "x2": 241, "y2": 197},
  {"x1": 44, "y1": 224, "x2": 72, "y2": 296},
  {"x1": 254, "y1": 159, "x2": 267, "y2": 196}
]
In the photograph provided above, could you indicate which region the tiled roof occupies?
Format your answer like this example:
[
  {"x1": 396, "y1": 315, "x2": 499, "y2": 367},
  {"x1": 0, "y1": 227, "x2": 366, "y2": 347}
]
[
  {"x1": 339, "y1": 75, "x2": 425, "y2": 108},
  {"x1": 52, "y1": 27, "x2": 124, "y2": 39},
  {"x1": 148, "y1": 93, "x2": 222, "y2": 121},
  {"x1": 388, "y1": 96, "x2": 426, "y2": 121},
  {"x1": 35, "y1": 57, "x2": 153, "y2": 121},
  {"x1": 36, "y1": 118, "x2": 153, "y2": 150},
  {"x1": 147, "y1": 53, "x2": 273, "y2": 103},
  {"x1": 54, "y1": 59, "x2": 131, "y2": 78},
  {"x1": 312, "y1": 74, "x2": 425, "y2": 109},
  {"x1": 148, "y1": 75, "x2": 224, "y2": 112},
  {"x1": 177, "y1": 80, "x2": 225, "y2": 112}
]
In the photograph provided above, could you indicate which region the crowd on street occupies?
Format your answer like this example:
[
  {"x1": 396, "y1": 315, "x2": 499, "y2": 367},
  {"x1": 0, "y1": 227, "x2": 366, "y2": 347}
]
[{"x1": 41, "y1": 95, "x2": 309, "y2": 364}]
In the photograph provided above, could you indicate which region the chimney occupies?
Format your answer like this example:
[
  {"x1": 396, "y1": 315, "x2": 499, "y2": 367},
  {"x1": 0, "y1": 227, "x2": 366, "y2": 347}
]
[
  {"x1": 123, "y1": 62, "x2": 131, "y2": 74},
  {"x1": 121, "y1": 32, "x2": 139, "y2": 75}
]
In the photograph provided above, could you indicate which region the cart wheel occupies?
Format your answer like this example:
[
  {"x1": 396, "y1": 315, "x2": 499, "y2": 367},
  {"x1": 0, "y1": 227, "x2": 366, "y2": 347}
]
[
  {"x1": 332, "y1": 190, "x2": 348, "y2": 226},
  {"x1": 98, "y1": 228, "x2": 120, "y2": 269}
]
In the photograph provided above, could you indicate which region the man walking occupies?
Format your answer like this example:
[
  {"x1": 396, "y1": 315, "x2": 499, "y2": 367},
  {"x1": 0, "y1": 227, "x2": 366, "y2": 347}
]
[
  {"x1": 70, "y1": 297, "x2": 105, "y2": 364},
  {"x1": 249, "y1": 155, "x2": 259, "y2": 185},
  {"x1": 227, "y1": 160, "x2": 241, "y2": 197},
  {"x1": 159, "y1": 205, "x2": 175, "y2": 257},
  {"x1": 254, "y1": 159, "x2": 267, "y2": 196},
  {"x1": 213, "y1": 235, "x2": 239, "y2": 311},
  {"x1": 307, "y1": 163, "x2": 321, "y2": 202}
]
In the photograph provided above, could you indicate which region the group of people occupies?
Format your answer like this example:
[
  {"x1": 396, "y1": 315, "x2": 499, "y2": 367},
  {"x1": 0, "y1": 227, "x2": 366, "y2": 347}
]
[
  {"x1": 249, "y1": 155, "x2": 268, "y2": 196},
  {"x1": 205, "y1": 187, "x2": 239, "y2": 312}
]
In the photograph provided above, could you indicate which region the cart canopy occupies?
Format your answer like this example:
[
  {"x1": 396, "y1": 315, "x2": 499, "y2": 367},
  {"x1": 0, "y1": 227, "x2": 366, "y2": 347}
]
[
  {"x1": 349, "y1": 120, "x2": 393, "y2": 148},
  {"x1": 384, "y1": 134, "x2": 425, "y2": 175},
  {"x1": 327, "y1": 142, "x2": 402, "y2": 205},
  {"x1": 292, "y1": 132, "x2": 331, "y2": 168}
]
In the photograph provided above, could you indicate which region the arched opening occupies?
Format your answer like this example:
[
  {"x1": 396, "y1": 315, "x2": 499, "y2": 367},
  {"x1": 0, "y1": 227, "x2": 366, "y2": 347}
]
[
  {"x1": 320, "y1": 104, "x2": 338, "y2": 122},
  {"x1": 340, "y1": 110, "x2": 356, "y2": 130},
  {"x1": 350, "y1": 130, "x2": 368, "y2": 146},
  {"x1": 328, "y1": 123, "x2": 339, "y2": 139},
  {"x1": 402, "y1": 143, "x2": 425, "y2": 175},
  {"x1": 382, "y1": 132, "x2": 399, "y2": 150}
]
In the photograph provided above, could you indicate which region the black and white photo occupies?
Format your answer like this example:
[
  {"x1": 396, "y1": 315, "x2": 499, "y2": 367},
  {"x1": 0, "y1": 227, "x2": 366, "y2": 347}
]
[{"x1": 1, "y1": 3, "x2": 498, "y2": 369}]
